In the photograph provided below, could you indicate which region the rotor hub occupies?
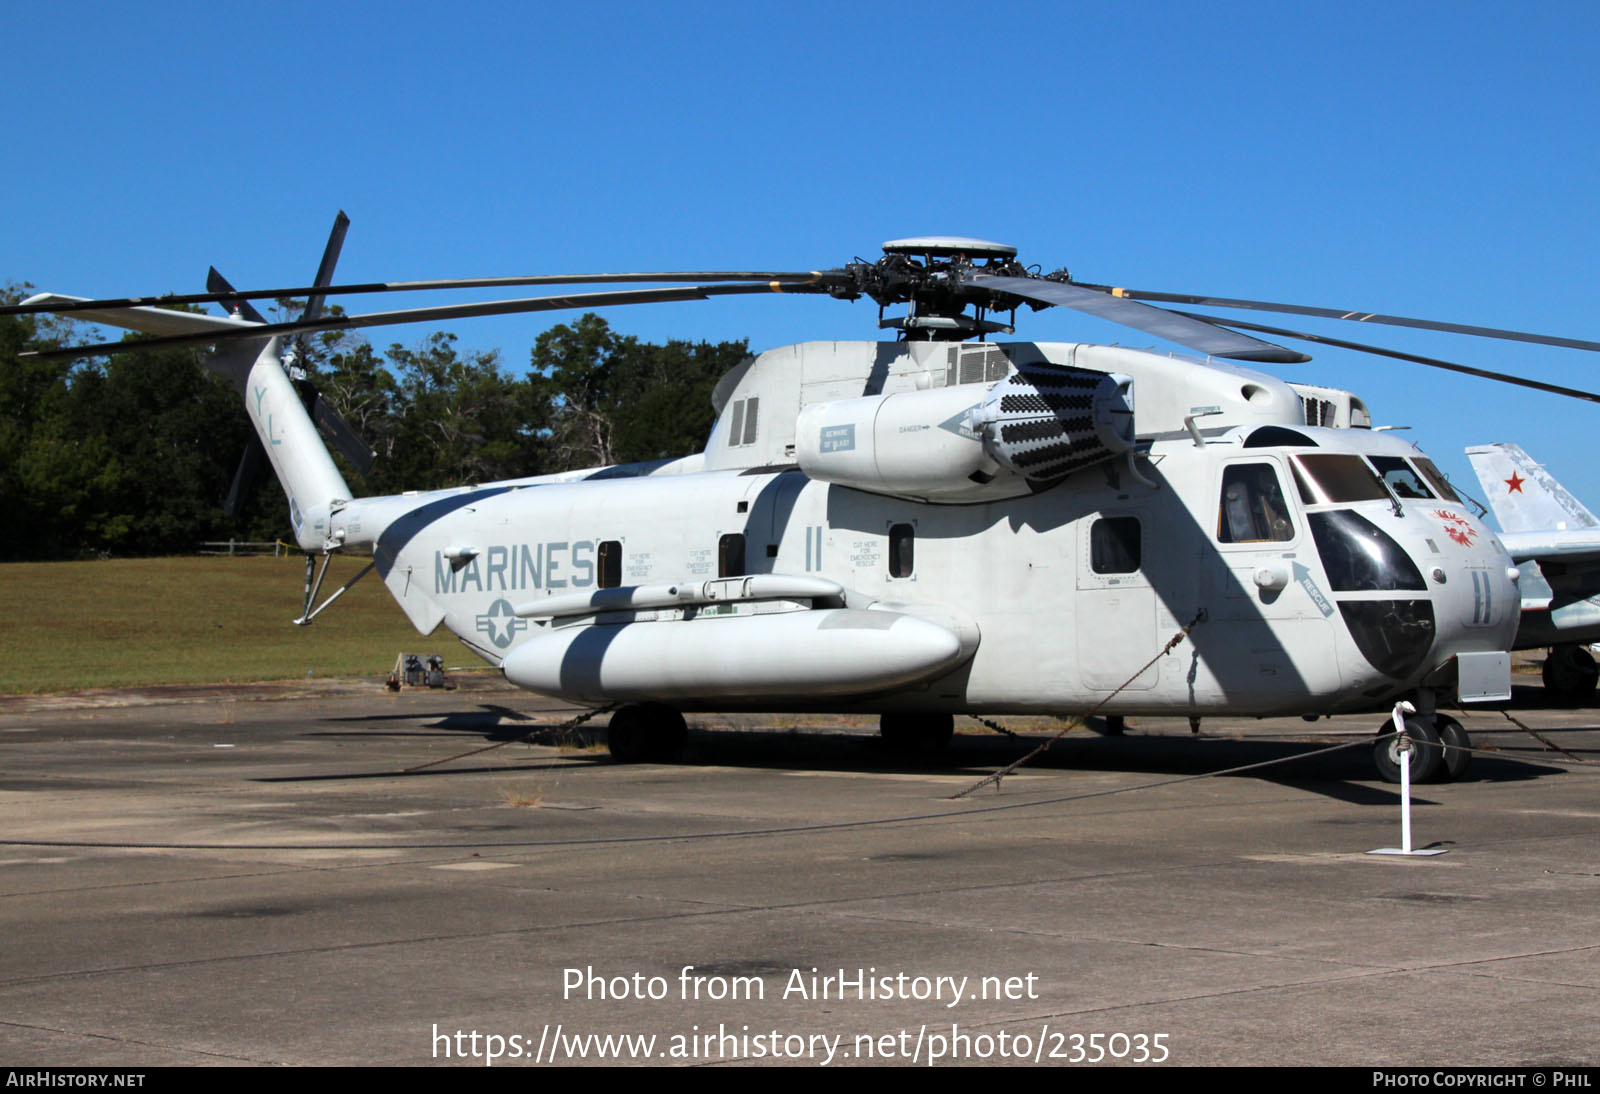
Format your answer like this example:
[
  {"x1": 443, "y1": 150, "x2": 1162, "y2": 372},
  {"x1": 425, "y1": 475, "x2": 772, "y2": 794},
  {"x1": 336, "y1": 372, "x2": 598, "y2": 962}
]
[
  {"x1": 880, "y1": 236, "x2": 1018, "y2": 260},
  {"x1": 831, "y1": 237, "x2": 1035, "y2": 341}
]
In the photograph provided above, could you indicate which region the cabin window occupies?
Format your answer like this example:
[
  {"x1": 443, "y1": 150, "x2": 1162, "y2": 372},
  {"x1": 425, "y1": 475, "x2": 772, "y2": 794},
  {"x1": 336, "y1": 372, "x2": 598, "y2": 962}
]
[
  {"x1": 1369, "y1": 456, "x2": 1434, "y2": 500},
  {"x1": 1090, "y1": 516, "x2": 1141, "y2": 574},
  {"x1": 888, "y1": 523, "x2": 915, "y2": 578},
  {"x1": 1218, "y1": 464, "x2": 1295, "y2": 543},
  {"x1": 718, "y1": 533, "x2": 746, "y2": 577},
  {"x1": 597, "y1": 540, "x2": 622, "y2": 589}
]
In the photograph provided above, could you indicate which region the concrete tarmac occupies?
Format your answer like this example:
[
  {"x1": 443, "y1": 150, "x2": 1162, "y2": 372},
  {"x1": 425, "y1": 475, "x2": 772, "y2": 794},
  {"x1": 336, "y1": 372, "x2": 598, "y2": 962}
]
[{"x1": 1, "y1": 676, "x2": 1597, "y2": 1067}]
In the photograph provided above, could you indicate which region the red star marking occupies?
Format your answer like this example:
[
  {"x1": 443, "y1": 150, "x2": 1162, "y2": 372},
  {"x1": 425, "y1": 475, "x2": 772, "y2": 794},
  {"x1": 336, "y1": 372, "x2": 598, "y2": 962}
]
[{"x1": 1505, "y1": 472, "x2": 1525, "y2": 493}]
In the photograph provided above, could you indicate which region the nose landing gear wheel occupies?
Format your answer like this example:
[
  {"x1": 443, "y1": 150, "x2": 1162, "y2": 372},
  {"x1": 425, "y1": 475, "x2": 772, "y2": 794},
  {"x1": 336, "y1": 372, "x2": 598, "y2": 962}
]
[{"x1": 1373, "y1": 717, "x2": 1442, "y2": 784}]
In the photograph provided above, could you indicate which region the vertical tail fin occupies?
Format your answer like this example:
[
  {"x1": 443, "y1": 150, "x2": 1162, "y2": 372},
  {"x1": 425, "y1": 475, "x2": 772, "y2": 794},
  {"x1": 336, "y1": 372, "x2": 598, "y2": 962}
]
[
  {"x1": 30, "y1": 215, "x2": 372, "y2": 550},
  {"x1": 17, "y1": 294, "x2": 352, "y2": 551},
  {"x1": 1465, "y1": 442, "x2": 1600, "y2": 533},
  {"x1": 229, "y1": 336, "x2": 353, "y2": 550}
]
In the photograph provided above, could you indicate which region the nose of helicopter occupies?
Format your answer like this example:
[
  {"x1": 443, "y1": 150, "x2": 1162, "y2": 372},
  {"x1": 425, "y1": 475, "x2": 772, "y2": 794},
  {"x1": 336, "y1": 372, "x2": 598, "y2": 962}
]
[
  {"x1": 1418, "y1": 530, "x2": 1520, "y2": 703},
  {"x1": 1307, "y1": 504, "x2": 1517, "y2": 689},
  {"x1": 1418, "y1": 515, "x2": 1521, "y2": 656}
]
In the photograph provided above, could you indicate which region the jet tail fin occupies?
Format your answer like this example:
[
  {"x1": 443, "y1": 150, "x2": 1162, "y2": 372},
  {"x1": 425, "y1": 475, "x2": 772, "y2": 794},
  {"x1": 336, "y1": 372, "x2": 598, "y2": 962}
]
[{"x1": 1465, "y1": 442, "x2": 1600, "y2": 533}]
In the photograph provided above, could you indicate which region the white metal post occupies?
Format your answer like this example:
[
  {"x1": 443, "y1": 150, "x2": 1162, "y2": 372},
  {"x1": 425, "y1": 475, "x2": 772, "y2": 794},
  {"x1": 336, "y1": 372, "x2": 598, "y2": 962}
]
[{"x1": 1370, "y1": 700, "x2": 1447, "y2": 857}]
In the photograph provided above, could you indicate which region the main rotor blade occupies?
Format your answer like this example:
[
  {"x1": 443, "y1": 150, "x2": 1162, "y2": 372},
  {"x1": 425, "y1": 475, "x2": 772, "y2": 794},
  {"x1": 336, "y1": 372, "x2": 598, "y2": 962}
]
[
  {"x1": 1081, "y1": 283, "x2": 1600, "y2": 355},
  {"x1": 964, "y1": 273, "x2": 1310, "y2": 364},
  {"x1": 1172, "y1": 310, "x2": 1600, "y2": 405},
  {"x1": 22, "y1": 282, "x2": 816, "y2": 361},
  {"x1": 0, "y1": 270, "x2": 832, "y2": 317}
]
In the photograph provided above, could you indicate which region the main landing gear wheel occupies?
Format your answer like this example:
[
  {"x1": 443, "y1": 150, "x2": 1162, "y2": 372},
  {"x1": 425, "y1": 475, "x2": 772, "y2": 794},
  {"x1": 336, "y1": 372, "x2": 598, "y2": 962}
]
[
  {"x1": 1433, "y1": 715, "x2": 1472, "y2": 783},
  {"x1": 1542, "y1": 644, "x2": 1599, "y2": 706},
  {"x1": 879, "y1": 713, "x2": 954, "y2": 758},
  {"x1": 1373, "y1": 717, "x2": 1442, "y2": 784},
  {"x1": 606, "y1": 704, "x2": 688, "y2": 763}
]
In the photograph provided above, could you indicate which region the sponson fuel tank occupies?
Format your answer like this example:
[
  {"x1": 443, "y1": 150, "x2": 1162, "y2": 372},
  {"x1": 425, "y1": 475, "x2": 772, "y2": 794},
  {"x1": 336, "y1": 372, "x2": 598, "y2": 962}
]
[{"x1": 501, "y1": 609, "x2": 966, "y2": 705}]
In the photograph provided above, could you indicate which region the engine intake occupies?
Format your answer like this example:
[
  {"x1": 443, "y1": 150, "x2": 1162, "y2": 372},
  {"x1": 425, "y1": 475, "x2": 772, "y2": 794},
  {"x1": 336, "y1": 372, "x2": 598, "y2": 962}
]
[
  {"x1": 794, "y1": 363, "x2": 1136, "y2": 501},
  {"x1": 972, "y1": 363, "x2": 1135, "y2": 483}
]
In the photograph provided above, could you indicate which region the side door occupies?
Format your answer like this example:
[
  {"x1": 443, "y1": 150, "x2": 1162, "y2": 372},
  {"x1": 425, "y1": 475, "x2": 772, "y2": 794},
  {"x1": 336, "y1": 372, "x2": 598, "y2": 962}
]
[
  {"x1": 1076, "y1": 512, "x2": 1158, "y2": 691},
  {"x1": 1205, "y1": 457, "x2": 1338, "y2": 701}
]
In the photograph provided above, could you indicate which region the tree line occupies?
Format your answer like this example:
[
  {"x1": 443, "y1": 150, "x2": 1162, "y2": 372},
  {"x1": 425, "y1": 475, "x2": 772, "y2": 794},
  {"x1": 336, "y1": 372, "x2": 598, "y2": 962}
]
[{"x1": 0, "y1": 290, "x2": 748, "y2": 561}]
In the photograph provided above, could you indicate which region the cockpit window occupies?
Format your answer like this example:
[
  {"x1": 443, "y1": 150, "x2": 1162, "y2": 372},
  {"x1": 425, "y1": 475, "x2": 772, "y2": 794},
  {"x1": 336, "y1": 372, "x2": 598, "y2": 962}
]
[
  {"x1": 1369, "y1": 456, "x2": 1434, "y2": 500},
  {"x1": 1218, "y1": 463, "x2": 1295, "y2": 543},
  {"x1": 1293, "y1": 454, "x2": 1389, "y2": 505},
  {"x1": 1412, "y1": 458, "x2": 1462, "y2": 503}
]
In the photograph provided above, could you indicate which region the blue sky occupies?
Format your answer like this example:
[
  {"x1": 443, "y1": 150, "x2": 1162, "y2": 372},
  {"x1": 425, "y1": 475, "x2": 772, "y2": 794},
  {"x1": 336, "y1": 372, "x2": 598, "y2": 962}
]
[{"x1": 6, "y1": 1, "x2": 1599, "y2": 514}]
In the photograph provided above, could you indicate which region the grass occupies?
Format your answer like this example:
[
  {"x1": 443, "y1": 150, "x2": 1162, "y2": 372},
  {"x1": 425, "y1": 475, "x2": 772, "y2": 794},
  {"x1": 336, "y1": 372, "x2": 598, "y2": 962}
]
[
  {"x1": 498, "y1": 783, "x2": 547, "y2": 808},
  {"x1": 0, "y1": 555, "x2": 456, "y2": 694},
  {"x1": 552, "y1": 730, "x2": 606, "y2": 752}
]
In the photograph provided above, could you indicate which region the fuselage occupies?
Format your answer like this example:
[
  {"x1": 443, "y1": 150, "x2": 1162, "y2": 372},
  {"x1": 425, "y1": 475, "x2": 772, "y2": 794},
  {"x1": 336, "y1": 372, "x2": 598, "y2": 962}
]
[
  {"x1": 326, "y1": 340, "x2": 1517, "y2": 717},
  {"x1": 27, "y1": 297, "x2": 1518, "y2": 721}
]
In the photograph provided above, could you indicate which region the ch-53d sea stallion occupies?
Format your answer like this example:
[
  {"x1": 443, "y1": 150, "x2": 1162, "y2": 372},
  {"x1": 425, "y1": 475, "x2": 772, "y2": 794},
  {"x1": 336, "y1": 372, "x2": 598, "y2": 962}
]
[{"x1": 26, "y1": 218, "x2": 1598, "y2": 782}]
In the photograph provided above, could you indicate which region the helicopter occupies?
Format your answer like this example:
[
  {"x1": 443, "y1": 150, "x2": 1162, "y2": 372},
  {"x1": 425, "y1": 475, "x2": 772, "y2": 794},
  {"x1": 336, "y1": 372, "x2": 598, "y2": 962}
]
[{"x1": 20, "y1": 218, "x2": 1600, "y2": 783}]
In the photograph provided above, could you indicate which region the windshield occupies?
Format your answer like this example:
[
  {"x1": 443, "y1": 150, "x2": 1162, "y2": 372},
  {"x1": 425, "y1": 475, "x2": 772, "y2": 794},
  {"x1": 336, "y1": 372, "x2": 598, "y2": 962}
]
[
  {"x1": 1369, "y1": 455, "x2": 1434, "y2": 500},
  {"x1": 1293, "y1": 454, "x2": 1389, "y2": 505},
  {"x1": 1412, "y1": 457, "x2": 1462, "y2": 503}
]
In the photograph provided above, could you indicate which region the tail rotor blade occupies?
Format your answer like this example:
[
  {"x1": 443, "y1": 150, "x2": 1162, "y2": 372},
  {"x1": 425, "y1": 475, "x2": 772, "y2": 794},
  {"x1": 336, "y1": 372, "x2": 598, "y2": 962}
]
[
  {"x1": 302, "y1": 210, "x2": 351, "y2": 326},
  {"x1": 207, "y1": 268, "x2": 265, "y2": 324},
  {"x1": 224, "y1": 437, "x2": 269, "y2": 518},
  {"x1": 312, "y1": 397, "x2": 376, "y2": 475},
  {"x1": 293, "y1": 378, "x2": 375, "y2": 474}
]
